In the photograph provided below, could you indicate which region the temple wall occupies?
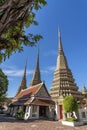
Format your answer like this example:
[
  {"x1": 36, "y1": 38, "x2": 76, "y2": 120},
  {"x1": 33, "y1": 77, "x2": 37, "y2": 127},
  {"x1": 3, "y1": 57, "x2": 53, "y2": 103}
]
[{"x1": 78, "y1": 108, "x2": 87, "y2": 123}]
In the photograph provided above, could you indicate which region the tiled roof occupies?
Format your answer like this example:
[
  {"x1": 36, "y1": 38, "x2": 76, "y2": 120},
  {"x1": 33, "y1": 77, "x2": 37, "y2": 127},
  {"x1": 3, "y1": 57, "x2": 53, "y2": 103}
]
[
  {"x1": 11, "y1": 98, "x2": 55, "y2": 106},
  {"x1": 11, "y1": 98, "x2": 31, "y2": 106},
  {"x1": 11, "y1": 100, "x2": 27, "y2": 106},
  {"x1": 16, "y1": 83, "x2": 43, "y2": 99},
  {"x1": 11, "y1": 82, "x2": 55, "y2": 106}
]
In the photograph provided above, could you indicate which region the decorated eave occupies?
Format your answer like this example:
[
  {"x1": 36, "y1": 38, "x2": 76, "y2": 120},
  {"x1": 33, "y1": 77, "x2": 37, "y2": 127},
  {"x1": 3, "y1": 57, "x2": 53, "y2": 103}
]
[
  {"x1": 11, "y1": 98, "x2": 55, "y2": 107},
  {"x1": 30, "y1": 99, "x2": 55, "y2": 106}
]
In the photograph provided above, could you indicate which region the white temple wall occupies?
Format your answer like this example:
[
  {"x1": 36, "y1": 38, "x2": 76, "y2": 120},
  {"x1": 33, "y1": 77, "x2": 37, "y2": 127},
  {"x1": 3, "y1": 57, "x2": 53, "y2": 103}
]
[
  {"x1": 78, "y1": 108, "x2": 87, "y2": 123},
  {"x1": 30, "y1": 105, "x2": 39, "y2": 119}
]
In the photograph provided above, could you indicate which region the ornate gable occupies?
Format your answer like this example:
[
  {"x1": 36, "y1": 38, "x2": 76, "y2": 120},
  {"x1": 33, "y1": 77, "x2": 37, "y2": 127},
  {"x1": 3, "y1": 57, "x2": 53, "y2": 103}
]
[{"x1": 36, "y1": 83, "x2": 50, "y2": 98}]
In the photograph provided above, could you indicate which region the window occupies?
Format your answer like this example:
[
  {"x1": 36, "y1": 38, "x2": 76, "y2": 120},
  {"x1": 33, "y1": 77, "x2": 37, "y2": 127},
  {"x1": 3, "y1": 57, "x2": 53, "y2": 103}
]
[{"x1": 82, "y1": 112, "x2": 86, "y2": 118}]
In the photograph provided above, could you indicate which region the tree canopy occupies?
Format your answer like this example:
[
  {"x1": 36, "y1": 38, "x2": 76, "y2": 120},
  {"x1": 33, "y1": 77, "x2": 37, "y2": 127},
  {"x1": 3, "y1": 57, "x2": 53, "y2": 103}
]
[
  {"x1": 62, "y1": 96, "x2": 78, "y2": 113},
  {"x1": 0, "y1": 0, "x2": 47, "y2": 62},
  {"x1": 0, "y1": 68, "x2": 8, "y2": 103}
]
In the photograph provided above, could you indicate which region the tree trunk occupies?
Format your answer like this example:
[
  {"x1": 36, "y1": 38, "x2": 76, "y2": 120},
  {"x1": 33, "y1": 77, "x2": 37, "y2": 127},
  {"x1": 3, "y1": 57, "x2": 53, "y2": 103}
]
[{"x1": 0, "y1": 0, "x2": 36, "y2": 35}]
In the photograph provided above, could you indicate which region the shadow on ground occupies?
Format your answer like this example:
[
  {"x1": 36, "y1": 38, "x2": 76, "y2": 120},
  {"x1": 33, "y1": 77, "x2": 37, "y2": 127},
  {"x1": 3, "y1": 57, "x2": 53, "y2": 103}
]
[{"x1": 0, "y1": 114, "x2": 56, "y2": 123}]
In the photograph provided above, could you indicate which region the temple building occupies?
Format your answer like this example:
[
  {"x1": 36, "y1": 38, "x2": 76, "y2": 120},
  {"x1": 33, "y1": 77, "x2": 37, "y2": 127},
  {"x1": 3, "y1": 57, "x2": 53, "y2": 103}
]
[
  {"x1": 9, "y1": 49, "x2": 55, "y2": 120},
  {"x1": 50, "y1": 27, "x2": 83, "y2": 120},
  {"x1": 8, "y1": 26, "x2": 87, "y2": 121},
  {"x1": 81, "y1": 85, "x2": 87, "y2": 108}
]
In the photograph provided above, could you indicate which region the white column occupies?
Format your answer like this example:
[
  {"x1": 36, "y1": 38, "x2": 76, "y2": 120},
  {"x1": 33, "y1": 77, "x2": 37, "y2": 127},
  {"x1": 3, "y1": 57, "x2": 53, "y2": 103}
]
[{"x1": 55, "y1": 103, "x2": 58, "y2": 120}]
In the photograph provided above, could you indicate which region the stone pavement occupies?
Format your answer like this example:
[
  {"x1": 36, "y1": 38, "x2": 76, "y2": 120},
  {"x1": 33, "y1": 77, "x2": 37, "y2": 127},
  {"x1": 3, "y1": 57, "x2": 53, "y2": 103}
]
[{"x1": 0, "y1": 114, "x2": 87, "y2": 130}]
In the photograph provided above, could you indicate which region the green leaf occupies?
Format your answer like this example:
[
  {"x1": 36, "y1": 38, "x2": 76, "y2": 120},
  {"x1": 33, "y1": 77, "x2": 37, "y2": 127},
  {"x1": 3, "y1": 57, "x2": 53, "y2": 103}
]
[{"x1": 0, "y1": 68, "x2": 8, "y2": 102}]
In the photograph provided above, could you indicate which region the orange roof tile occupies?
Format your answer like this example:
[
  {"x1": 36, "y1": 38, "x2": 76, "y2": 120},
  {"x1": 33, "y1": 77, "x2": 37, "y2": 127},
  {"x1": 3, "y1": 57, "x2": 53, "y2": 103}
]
[
  {"x1": 11, "y1": 98, "x2": 31, "y2": 106},
  {"x1": 16, "y1": 83, "x2": 42, "y2": 99}
]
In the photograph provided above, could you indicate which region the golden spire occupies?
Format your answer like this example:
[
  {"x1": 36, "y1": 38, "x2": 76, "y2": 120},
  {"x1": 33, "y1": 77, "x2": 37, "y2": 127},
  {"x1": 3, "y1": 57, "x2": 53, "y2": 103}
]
[
  {"x1": 82, "y1": 84, "x2": 87, "y2": 94},
  {"x1": 58, "y1": 25, "x2": 63, "y2": 51},
  {"x1": 50, "y1": 26, "x2": 83, "y2": 103},
  {"x1": 15, "y1": 60, "x2": 27, "y2": 96},
  {"x1": 30, "y1": 47, "x2": 42, "y2": 86},
  {"x1": 56, "y1": 25, "x2": 68, "y2": 70}
]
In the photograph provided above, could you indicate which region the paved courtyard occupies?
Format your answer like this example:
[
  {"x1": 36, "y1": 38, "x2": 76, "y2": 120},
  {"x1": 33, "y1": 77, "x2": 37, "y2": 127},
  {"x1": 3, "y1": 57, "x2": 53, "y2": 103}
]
[{"x1": 0, "y1": 114, "x2": 87, "y2": 130}]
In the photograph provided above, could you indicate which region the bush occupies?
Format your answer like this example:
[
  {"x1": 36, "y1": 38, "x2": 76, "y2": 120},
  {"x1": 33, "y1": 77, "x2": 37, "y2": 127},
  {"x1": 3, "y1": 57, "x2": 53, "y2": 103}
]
[
  {"x1": 62, "y1": 96, "x2": 78, "y2": 113},
  {"x1": 66, "y1": 117, "x2": 79, "y2": 122},
  {"x1": 16, "y1": 108, "x2": 24, "y2": 120}
]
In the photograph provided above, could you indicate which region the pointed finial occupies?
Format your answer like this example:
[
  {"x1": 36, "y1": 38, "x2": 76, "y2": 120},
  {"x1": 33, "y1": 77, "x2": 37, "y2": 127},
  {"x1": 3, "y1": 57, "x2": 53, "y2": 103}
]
[
  {"x1": 82, "y1": 83, "x2": 86, "y2": 90},
  {"x1": 56, "y1": 25, "x2": 69, "y2": 70},
  {"x1": 30, "y1": 46, "x2": 41, "y2": 86},
  {"x1": 58, "y1": 24, "x2": 61, "y2": 38},
  {"x1": 82, "y1": 83, "x2": 87, "y2": 94},
  {"x1": 15, "y1": 59, "x2": 27, "y2": 96},
  {"x1": 25, "y1": 57, "x2": 28, "y2": 69},
  {"x1": 38, "y1": 44, "x2": 39, "y2": 59},
  {"x1": 38, "y1": 43, "x2": 40, "y2": 53},
  {"x1": 36, "y1": 45, "x2": 39, "y2": 69},
  {"x1": 58, "y1": 25, "x2": 63, "y2": 51},
  {"x1": 24, "y1": 57, "x2": 28, "y2": 77}
]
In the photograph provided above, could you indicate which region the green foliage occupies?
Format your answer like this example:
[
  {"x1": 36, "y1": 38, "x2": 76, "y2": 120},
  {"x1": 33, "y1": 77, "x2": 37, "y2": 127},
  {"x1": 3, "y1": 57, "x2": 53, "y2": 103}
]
[
  {"x1": 66, "y1": 117, "x2": 78, "y2": 122},
  {"x1": 0, "y1": 68, "x2": 8, "y2": 102},
  {"x1": 0, "y1": 0, "x2": 5, "y2": 3},
  {"x1": 0, "y1": 0, "x2": 47, "y2": 63},
  {"x1": 62, "y1": 96, "x2": 78, "y2": 113},
  {"x1": 16, "y1": 108, "x2": 24, "y2": 120}
]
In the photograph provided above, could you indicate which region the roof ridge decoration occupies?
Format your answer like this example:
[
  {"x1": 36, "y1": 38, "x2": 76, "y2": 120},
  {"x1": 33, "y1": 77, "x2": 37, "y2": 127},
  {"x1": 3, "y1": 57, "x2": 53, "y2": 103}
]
[{"x1": 21, "y1": 82, "x2": 43, "y2": 92}]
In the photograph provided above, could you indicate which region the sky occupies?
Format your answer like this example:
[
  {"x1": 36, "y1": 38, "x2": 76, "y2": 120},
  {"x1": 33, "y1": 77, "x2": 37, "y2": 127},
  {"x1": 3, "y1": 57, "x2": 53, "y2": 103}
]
[{"x1": 1, "y1": 0, "x2": 87, "y2": 97}]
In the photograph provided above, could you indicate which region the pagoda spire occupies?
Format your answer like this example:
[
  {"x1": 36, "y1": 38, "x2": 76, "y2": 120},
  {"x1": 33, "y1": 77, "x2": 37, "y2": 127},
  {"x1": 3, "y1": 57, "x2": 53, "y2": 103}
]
[
  {"x1": 82, "y1": 84, "x2": 87, "y2": 94},
  {"x1": 50, "y1": 26, "x2": 83, "y2": 108},
  {"x1": 56, "y1": 26, "x2": 68, "y2": 70},
  {"x1": 16, "y1": 60, "x2": 27, "y2": 96},
  {"x1": 58, "y1": 25, "x2": 63, "y2": 51},
  {"x1": 30, "y1": 47, "x2": 42, "y2": 86}
]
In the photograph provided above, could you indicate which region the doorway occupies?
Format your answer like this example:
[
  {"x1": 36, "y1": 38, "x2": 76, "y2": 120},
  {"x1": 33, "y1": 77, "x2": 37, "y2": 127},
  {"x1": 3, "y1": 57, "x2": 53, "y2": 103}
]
[
  {"x1": 59, "y1": 105, "x2": 63, "y2": 119},
  {"x1": 39, "y1": 106, "x2": 47, "y2": 118}
]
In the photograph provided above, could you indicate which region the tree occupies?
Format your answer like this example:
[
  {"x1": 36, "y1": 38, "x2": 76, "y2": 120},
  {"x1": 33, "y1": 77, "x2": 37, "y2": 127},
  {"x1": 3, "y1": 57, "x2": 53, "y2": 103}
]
[
  {"x1": 0, "y1": 68, "x2": 8, "y2": 103},
  {"x1": 62, "y1": 96, "x2": 78, "y2": 113},
  {"x1": 0, "y1": 0, "x2": 47, "y2": 62}
]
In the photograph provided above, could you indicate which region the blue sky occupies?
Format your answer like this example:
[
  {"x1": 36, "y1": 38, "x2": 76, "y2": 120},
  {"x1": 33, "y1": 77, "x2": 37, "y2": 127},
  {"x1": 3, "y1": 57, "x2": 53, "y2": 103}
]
[{"x1": 1, "y1": 0, "x2": 87, "y2": 97}]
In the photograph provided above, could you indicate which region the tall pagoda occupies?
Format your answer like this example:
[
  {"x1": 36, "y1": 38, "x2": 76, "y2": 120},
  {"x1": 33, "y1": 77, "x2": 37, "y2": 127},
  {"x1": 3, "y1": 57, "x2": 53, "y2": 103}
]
[
  {"x1": 30, "y1": 48, "x2": 42, "y2": 86},
  {"x1": 15, "y1": 61, "x2": 27, "y2": 96},
  {"x1": 50, "y1": 26, "x2": 83, "y2": 119}
]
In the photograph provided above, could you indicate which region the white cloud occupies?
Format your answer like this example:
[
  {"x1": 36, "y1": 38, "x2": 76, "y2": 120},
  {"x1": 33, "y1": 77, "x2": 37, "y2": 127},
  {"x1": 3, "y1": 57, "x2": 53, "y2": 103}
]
[
  {"x1": 3, "y1": 70, "x2": 23, "y2": 76},
  {"x1": 1, "y1": 64, "x2": 17, "y2": 70},
  {"x1": 27, "y1": 70, "x2": 34, "y2": 75},
  {"x1": 8, "y1": 77, "x2": 14, "y2": 81},
  {"x1": 2, "y1": 64, "x2": 55, "y2": 78},
  {"x1": 41, "y1": 70, "x2": 49, "y2": 74},
  {"x1": 47, "y1": 66, "x2": 55, "y2": 71},
  {"x1": 1, "y1": 64, "x2": 34, "y2": 77},
  {"x1": 41, "y1": 65, "x2": 55, "y2": 75},
  {"x1": 3, "y1": 69, "x2": 33, "y2": 77}
]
